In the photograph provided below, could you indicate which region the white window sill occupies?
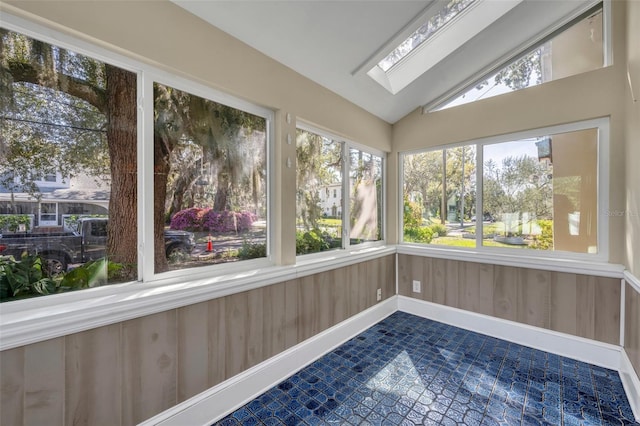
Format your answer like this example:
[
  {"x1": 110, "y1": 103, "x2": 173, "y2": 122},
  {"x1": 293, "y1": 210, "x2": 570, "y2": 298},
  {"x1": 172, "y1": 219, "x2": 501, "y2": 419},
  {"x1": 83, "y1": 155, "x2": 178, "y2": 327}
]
[
  {"x1": 0, "y1": 246, "x2": 395, "y2": 350},
  {"x1": 397, "y1": 244, "x2": 625, "y2": 277}
]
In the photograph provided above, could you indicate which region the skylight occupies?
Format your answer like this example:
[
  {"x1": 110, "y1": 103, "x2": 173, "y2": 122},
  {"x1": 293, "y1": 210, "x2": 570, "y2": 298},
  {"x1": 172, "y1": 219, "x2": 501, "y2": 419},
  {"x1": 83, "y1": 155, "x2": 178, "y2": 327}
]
[
  {"x1": 367, "y1": 0, "x2": 523, "y2": 95},
  {"x1": 431, "y1": 5, "x2": 604, "y2": 111},
  {"x1": 377, "y1": 0, "x2": 477, "y2": 73}
]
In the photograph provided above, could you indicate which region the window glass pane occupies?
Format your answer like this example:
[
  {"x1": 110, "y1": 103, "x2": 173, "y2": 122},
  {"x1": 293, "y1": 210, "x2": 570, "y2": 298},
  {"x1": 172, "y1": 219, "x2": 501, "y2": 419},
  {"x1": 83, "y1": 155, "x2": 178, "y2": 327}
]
[
  {"x1": 403, "y1": 145, "x2": 476, "y2": 247},
  {"x1": 378, "y1": 0, "x2": 477, "y2": 72},
  {"x1": 0, "y1": 29, "x2": 137, "y2": 301},
  {"x1": 349, "y1": 148, "x2": 383, "y2": 245},
  {"x1": 296, "y1": 129, "x2": 343, "y2": 255},
  {"x1": 482, "y1": 128, "x2": 598, "y2": 253},
  {"x1": 437, "y1": 7, "x2": 603, "y2": 110},
  {"x1": 154, "y1": 83, "x2": 267, "y2": 273}
]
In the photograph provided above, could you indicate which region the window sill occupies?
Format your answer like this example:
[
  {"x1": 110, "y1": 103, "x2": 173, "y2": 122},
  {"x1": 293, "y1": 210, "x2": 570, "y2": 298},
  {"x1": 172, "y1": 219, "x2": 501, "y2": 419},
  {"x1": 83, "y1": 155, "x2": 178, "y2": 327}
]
[
  {"x1": 0, "y1": 246, "x2": 395, "y2": 351},
  {"x1": 397, "y1": 244, "x2": 625, "y2": 277}
]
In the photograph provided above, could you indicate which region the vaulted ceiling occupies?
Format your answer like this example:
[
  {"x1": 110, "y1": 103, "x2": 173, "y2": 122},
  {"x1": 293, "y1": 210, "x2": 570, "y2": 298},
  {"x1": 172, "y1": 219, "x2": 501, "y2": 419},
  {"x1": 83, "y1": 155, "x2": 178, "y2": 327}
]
[{"x1": 171, "y1": 0, "x2": 599, "y2": 124}]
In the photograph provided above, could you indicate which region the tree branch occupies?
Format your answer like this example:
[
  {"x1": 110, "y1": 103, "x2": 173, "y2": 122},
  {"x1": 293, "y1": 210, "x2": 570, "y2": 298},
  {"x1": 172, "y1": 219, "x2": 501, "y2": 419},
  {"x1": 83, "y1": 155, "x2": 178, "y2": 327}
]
[{"x1": 6, "y1": 60, "x2": 107, "y2": 113}]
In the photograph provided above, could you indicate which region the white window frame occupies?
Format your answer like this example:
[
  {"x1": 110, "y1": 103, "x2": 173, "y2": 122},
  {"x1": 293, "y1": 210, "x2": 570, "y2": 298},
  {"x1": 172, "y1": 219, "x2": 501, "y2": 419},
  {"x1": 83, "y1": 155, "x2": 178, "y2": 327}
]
[
  {"x1": 0, "y1": 12, "x2": 394, "y2": 351},
  {"x1": 1, "y1": 12, "x2": 275, "y2": 285},
  {"x1": 296, "y1": 122, "x2": 386, "y2": 260},
  {"x1": 424, "y1": 0, "x2": 609, "y2": 113},
  {"x1": 399, "y1": 117, "x2": 610, "y2": 264},
  {"x1": 38, "y1": 202, "x2": 58, "y2": 227},
  {"x1": 142, "y1": 73, "x2": 275, "y2": 283}
]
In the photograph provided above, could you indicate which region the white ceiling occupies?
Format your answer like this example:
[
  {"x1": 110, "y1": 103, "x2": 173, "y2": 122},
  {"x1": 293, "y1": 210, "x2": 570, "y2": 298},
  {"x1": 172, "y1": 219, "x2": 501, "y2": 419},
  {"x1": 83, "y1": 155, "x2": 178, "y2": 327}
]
[{"x1": 172, "y1": 1, "x2": 599, "y2": 124}]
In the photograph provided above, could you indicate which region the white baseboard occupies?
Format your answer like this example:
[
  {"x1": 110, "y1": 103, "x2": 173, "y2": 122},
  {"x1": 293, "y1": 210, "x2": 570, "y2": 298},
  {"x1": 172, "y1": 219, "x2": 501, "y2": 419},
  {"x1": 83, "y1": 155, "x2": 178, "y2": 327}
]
[
  {"x1": 141, "y1": 296, "x2": 398, "y2": 426},
  {"x1": 397, "y1": 296, "x2": 622, "y2": 371},
  {"x1": 620, "y1": 349, "x2": 640, "y2": 422}
]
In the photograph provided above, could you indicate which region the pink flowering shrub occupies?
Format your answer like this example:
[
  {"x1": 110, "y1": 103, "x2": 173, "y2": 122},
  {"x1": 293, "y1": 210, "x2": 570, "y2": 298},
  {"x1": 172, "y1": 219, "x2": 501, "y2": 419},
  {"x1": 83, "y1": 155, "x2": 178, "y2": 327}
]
[
  {"x1": 170, "y1": 207, "x2": 255, "y2": 233},
  {"x1": 170, "y1": 208, "x2": 206, "y2": 231}
]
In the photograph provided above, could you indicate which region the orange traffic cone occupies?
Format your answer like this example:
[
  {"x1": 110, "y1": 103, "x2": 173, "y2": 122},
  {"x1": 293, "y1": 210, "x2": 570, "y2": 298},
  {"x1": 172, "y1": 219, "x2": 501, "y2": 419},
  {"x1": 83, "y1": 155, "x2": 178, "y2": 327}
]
[{"x1": 207, "y1": 234, "x2": 213, "y2": 252}]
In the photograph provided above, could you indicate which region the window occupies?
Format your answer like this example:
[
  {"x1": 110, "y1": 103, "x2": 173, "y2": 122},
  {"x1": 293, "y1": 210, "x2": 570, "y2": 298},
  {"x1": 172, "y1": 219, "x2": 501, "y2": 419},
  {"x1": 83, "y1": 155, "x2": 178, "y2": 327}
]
[
  {"x1": 39, "y1": 202, "x2": 58, "y2": 226},
  {"x1": 0, "y1": 24, "x2": 273, "y2": 303},
  {"x1": 401, "y1": 119, "x2": 607, "y2": 258},
  {"x1": 377, "y1": 0, "x2": 477, "y2": 72},
  {"x1": 403, "y1": 145, "x2": 476, "y2": 247},
  {"x1": 433, "y1": 4, "x2": 604, "y2": 111},
  {"x1": 368, "y1": 0, "x2": 521, "y2": 94},
  {"x1": 0, "y1": 28, "x2": 136, "y2": 300},
  {"x1": 349, "y1": 148, "x2": 383, "y2": 246},
  {"x1": 296, "y1": 128, "x2": 343, "y2": 255},
  {"x1": 154, "y1": 82, "x2": 270, "y2": 274},
  {"x1": 296, "y1": 125, "x2": 384, "y2": 255}
]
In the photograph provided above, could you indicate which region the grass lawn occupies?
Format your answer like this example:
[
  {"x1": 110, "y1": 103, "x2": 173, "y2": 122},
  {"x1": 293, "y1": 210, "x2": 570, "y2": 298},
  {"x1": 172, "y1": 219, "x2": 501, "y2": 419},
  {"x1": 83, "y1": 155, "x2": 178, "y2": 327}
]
[
  {"x1": 430, "y1": 236, "x2": 526, "y2": 249},
  {"x1": 317, "y1": 218, "x2": 342, "y2": 227}
]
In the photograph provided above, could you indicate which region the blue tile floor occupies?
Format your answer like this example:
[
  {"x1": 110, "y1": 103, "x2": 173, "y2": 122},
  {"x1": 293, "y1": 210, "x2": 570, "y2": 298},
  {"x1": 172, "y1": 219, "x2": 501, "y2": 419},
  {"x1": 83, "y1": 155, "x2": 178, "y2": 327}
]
[{"x1": 215, "y1": 312, "x2": 638, "y2": 425}]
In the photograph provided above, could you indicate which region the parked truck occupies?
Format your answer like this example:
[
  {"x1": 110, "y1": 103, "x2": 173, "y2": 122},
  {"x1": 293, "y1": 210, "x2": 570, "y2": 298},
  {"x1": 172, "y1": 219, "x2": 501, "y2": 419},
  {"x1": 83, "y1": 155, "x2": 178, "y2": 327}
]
[{"x1": 0, "y1": 217, "x2": 196, "y2": 274}]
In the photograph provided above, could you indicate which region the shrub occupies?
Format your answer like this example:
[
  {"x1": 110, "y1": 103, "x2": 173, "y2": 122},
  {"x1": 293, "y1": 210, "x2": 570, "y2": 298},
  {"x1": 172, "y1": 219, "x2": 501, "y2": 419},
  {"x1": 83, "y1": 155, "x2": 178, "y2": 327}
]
[
  {"x1": 404, "y1": 226, "x2": 433, "y2": 243},
  {"x1": 296, "y1": 228, "x2": 332, "y2": 255},
  {"x1": 0, "y1": 255, "x2": 57, "y2": 301},
  {"x1": 403, "y1": 196, "x2": 423, "y2": 230},
  {"x1": 531, "y1": 219, "x2": 553, "y2": 250},
  {"x1": 0, "y1": 214, "x2": 32, "y2": 233},
  {"x1": 58, "y1": 258, "x2": 126, "y2": 290},
  {"x1": 429, "y1": 223, "x2": 448, "y2": 237},
  {"x1": 170, "y1": 208, "x2": 255, "y2": 233},
  {"x1": 170, "y1": 207, "x2": 206, "y2": 231},
  {"x1": 238, "y1": 241, "x2": 266, "y2": 259}
]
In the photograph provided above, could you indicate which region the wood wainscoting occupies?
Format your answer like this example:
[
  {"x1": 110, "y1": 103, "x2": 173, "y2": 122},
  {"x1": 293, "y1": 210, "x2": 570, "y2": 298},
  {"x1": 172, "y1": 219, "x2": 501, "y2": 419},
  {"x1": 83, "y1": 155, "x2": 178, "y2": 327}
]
[
  {"x1": 397, "y1": 254, "x2": 621, "y2": 345},
  {"x1": 0, "y1": 255, "x2": 395, "y2": 426},
  {"x1": 625, "y1": 279, "x2": 640, "y2": 377}
]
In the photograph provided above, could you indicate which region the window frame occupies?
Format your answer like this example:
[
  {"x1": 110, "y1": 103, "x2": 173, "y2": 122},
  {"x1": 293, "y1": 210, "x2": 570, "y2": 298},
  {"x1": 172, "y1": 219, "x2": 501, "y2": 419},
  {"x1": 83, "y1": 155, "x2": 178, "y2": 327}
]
[
  {"x1": 399, "y1": 117, "x2": 610, "y2": 263},
  {"x1": 424, "y1": 0, "x2": 610, "y2": 113},
  {"x1": 296, "y1": 121, "x2": 386, "y2": 259},
  {"x1": 0, "y1": 13, "x2": 276, "y2": 292},
  {"x1": 142, "y1": 72, "x2": 275, "y2": 282}
]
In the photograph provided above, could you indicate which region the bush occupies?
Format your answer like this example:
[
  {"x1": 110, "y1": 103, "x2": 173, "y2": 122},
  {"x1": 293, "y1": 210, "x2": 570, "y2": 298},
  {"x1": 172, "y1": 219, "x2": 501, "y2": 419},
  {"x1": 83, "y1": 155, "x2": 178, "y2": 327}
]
[
  {"x1": 238, "y1": 241, "x2": 266, "y2": 259},
  {"x1": 58, "y1": 258, "x2": 126, "y2": 290},
  {"x1": 531, "y1": 219, "x2": 553, "y2": 250},
  {"x1": 170, "y1": 207, "x2": 206, "y2": 231},
  {"x1": 0, "y1": 255, "x2": 57, "y2": 301},
  {"x1": 403, "y1": 196, "x2": 423, "y2": 229},
  {"x1": 296, "y1": 228, "x2": 333, "y2": 255},
  {"x1": 170, "y1": 208, "x2": 255, "y2": 233},
  {"x1": 404, "y1": 226, "x2": 433, "y2": 243},
  {"x1": 0, "y1": 214, "x2": 32, "y2": 233},
  {"x1": 429, "y1": 223, "x2": 448, "y2": 237}
]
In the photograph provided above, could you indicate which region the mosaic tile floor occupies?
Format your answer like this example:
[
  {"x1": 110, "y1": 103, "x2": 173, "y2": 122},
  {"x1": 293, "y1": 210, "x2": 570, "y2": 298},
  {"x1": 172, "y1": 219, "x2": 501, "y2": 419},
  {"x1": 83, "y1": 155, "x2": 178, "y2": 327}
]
[{"x1": 215, "y1": 312, "x2": 638, "y2": 425}]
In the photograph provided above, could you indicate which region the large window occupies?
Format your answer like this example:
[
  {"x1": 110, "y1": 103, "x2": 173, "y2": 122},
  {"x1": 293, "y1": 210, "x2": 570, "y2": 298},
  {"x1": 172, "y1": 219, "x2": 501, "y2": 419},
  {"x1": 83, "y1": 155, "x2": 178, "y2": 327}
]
[
  {"x1": 296, "y1": 126, "x2": 383, "y2": 255},
  {"x1": 401, "y1": 119, "x2": 607, "y2": 258},
  {"x1": 154, "y1": 82, "x2": 269, "y2": 274},
  {"x1": 349, "y1": 148, "x2": 383, "y2": 246},
  {"x1": 432, "y1": 4, "x2": 605, "y2": 111},
  {"x1": 0, "y1": 29, "x2": 137, "y2": 301},
  {"x1": 0, "y1": 26, "x2": 273, "y2": 303},
  {"x1": 403, "y1": 145, "x2": 476, "y2": 247}
]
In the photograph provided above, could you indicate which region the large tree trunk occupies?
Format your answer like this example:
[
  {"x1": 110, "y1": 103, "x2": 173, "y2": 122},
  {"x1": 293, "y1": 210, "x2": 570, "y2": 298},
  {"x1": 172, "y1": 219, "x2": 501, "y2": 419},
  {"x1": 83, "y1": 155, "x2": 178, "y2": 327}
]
[
  {"x1": 105, "y1": 65, "x2": 137, "y2": 277},
  {"x1": 154, "y1": 133, "x2": 172, "y2": 273},
  {"x1": 213, "y1": 170, "x2": 229, "y2": 212}
]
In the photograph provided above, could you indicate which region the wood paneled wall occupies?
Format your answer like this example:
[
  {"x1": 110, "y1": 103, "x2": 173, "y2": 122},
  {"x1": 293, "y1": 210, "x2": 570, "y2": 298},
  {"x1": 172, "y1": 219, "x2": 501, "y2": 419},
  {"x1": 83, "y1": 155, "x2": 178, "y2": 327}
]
[
  {"x1": 0, "y1": 255, "x2": 395, "y2": 426},
  {"x1": 625, "y1": 282, "x2": 640, "y2": 376},
  {"x1": 398, "y1": 254, "x2": 621, "y2": 345}
]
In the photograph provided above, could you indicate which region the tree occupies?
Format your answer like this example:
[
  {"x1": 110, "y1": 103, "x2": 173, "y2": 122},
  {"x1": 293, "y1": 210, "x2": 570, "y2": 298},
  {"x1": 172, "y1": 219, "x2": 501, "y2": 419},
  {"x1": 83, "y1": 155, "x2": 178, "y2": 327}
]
[
  {"x1": 402, "y1": 146, "x2": 475, "y2": 225},
  {"x1": 1, "y1": 30, "x2": 137, "y2": 272},
  {"x1": 475, "y1": 48, "x2": 544, "y2": 93},
  {"x1": 295, "y1": 129, "x2": 342, "y2": 230},
  {"x1": 482, "y1": 154, "x2": 552, "y2": 224}
]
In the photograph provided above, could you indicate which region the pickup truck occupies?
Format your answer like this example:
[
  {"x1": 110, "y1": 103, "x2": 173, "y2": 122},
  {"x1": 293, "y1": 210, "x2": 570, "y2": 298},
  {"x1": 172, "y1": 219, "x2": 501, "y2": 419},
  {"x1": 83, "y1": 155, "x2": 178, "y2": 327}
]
[{"x1": 0, "y1": 217, "x2": 196, "y2": 274}]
